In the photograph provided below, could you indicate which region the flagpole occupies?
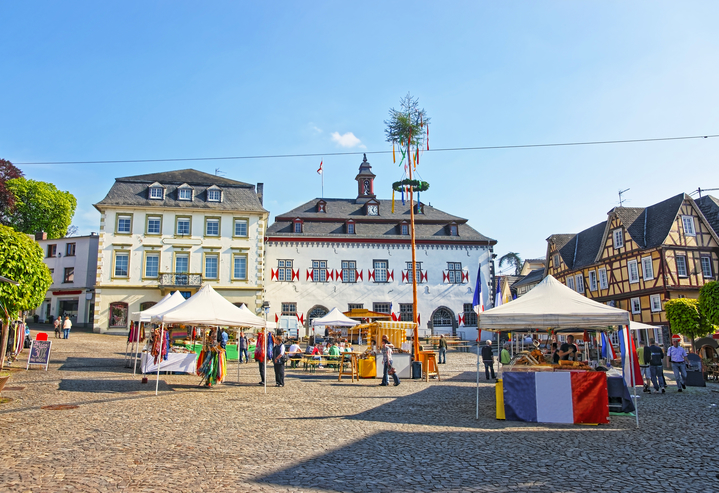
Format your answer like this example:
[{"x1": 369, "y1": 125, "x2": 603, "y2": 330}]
[{"x1": 322, "y1": 162, "x2": 324, "y2": 198}]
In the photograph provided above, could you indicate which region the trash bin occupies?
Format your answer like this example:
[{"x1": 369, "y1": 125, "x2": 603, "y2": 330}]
[{"x1": 412, "y1": 361, "x2": 422, "y2": 379}]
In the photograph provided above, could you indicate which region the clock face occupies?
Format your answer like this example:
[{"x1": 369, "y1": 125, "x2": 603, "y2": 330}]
[{"x1": 367, "y1": 205, "x2": 378, "y2": 216}]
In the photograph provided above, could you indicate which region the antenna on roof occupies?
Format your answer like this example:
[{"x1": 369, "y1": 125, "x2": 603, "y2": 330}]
[
  {"x1": 618, "y1": 188, "x2": 630, "y2": 207},
  {"x1": 215, "y1": 168, "x2": 226, "y2": 176},
  {"x1": 690, "y1": 187, "x2": 719, "y2": 198}
]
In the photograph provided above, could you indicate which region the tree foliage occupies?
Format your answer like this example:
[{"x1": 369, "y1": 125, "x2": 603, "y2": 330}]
[
  {"x1": 664, "y1": 298, "x2": 714, "y2": 344},
  {"x1": 0, "y1": 159, "x2": 24, "y2": 222},
  {"x1": 699, "y1": 281, "x2": 719, "y2": 326},
  {"x1": 499, "y1": 252, "x2": 523, "y2": 276},
  {"x1": 4, "y1": 178, "x2": 77, "y2": 239},
  {"x1": 0, "y1": 225, "x2": 52, "y2": 321},
  {"x1": 384, "y1": 93, "x2": 430, "y2": 148}
]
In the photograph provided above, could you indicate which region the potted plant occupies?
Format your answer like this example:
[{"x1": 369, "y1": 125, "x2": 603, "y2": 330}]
[{"x1": 0, "y1": 371, "x2": 11, "y2": 393}]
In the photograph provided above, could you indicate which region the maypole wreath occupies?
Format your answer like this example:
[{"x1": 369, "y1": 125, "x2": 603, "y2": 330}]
[{"x1": 392, "y1": 179, "x2": 429, "y2": 192}]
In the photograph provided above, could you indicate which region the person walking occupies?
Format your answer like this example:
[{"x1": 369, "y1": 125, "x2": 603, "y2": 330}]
[
  {"x1": 667, "y1": 338, "x2": 689, "y2": 392},
  {"x1": 647, "y1": 339, "x2": 666, "y2": 394},
  {"x1": 637, "y1": 343, "x2": 651, "y2": 393},
  {"x1": 62, "y1": 316, "x2": 72, "y2": 339},
  {"x1": 379, "y1": 335, "x2": 400, "y2": 387},
  {"x1": 53, "y1": 317, "x2": 62, "y2": 339},
  {"x1": 238, "y1": 332, "x2": 249, "y2": 363},
  {"x1": 272, "y1": 335, "x2": 286, "y2": 387},
  {"x1": 481, "y1": 340, "x2": 496, "y2": 380},
  {"x1": 220, "y1": 329, "x2": 228, "y2": 349},
  {"x1": 255, "y1": 331, "x2": 273, "y2": 386},
  {"x1": 438, "y1": 335, "x2": 447, "y2": 364},
  {"x1": 500, "y1": 342, "x2": 511, "y2": 366}
]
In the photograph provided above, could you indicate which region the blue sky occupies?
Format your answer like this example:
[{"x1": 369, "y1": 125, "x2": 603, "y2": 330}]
[{"x1": 2, "y1": 1, "x2": 719, "y2": 274}]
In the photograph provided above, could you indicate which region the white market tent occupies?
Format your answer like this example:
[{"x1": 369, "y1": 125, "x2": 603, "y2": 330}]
[
  {"x1": 237, "y1": 304, "x2": 270, "y2": 328},
  {"x1": 629, "y1": 320, "x2": 661, "y2": 331},
  {"x1": 311, "y1": 308, "x2": 359, "y2": 327},
  {"x1": 478, "y1": 275, "x2": 630, "y2": 331}
]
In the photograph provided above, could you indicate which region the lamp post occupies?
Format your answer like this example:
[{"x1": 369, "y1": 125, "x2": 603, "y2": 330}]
[{"x1": 262, "y1": 301, "x2": 270, "y2": 394}]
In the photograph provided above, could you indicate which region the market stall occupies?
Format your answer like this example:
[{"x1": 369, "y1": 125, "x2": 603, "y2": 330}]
[
  {"x1": 130, "y1": 291, "x2": 186, "y2": 375},
  {"x1": 479, "y1": 275, "x2": 631, "y2": 426},
  {"x1": 311, "y1": 307, "x2": 358, "y2": 342},
  {"x1": 350, "y1": 321, "x2": 416, "y2": 379}
]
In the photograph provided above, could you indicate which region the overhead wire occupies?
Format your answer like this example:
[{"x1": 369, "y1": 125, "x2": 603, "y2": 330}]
[{"x1": 13, "y1": 133, "x2": 719, "y2": 166}]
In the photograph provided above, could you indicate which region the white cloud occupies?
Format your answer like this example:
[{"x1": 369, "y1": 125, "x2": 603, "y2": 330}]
[
  {"x1": 331, "y1": 131, "x2": 365, "y2": 148},
  {"x1": 309, "y1": 123, "x2": 322, "y2": 134}
]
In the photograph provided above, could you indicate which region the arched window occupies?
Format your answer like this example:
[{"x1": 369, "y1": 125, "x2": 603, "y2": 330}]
[
  {"x1": 109, "y1": 302, "x2": 129, "y2": 328},
  {"x1": 308, "y1": 305, "x2": 329, "y2": 326},
  {"x1": 139, "y1": 301, "x2": 156, "y2": 311},
  {"x1": 432, "y1": 308, "x2": 453, "y2": 327}
]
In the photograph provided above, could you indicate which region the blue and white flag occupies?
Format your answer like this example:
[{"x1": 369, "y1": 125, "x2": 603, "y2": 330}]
[
  {"x1": 495, "y1": 277, "x2": 503, "y2": 308},
  {"x1": 472, "y1": 263, "x2": 484, "y2": 315}
]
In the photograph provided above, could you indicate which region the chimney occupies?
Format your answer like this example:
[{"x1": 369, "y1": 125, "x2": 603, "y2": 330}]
[
  {"x1": 257, "y1": 183, "x2": 264, "y2": 206},
  {"x1": 35, "y1": 230, "x2": 47, "y2": 241}
]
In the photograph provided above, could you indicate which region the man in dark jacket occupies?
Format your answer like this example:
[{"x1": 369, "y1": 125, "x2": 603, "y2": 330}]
[
  {"x1": 647, "y1": 339, "x2": 666, "y2": 394},
  {"x1": 438, "y1": 335, "x2": 448, "y2": 364},
  {"x1": 481, "y1": 340, "x2": 496, "y2": 380}
]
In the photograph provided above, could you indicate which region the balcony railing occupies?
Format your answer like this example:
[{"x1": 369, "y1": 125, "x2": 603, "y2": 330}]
[{"x1": 158, "y1": 273, "x2": 202, "y2": 288}]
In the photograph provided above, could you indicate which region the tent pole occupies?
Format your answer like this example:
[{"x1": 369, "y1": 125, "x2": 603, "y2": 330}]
[
  {"x1": 475, "y1": 335, "x2": 480, "y2": 419},
  {"x1": 237, "y1": 328, "x2": 241, "y2": 383},
  {"x1": 264, "y1": 327, "x2": 267, "y2": 395},
  {"x1": 155, "y1": 323, "x2": 164, "y2": 396},
  {"x1": 133, "y1": 322, "x2": 141, "y2": 376},
  {"x1": 630, "y1": 327, "x2": 639, "y2": 428}
]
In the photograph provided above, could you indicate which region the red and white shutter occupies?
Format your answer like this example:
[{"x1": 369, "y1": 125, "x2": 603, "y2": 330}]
[
  {"x1": 275, "y1": 313, "x2": 279, "y2": 323},
  {"x1": 357, "y1": 269, "x2": 363, "y2": 281},
  {"x1": 292, "y1": 269, "x2": 299, "y2": 281},
  {"x1": 421, "y1": 271, "x2": 428, "y2": 283},
  {"x1": 271, "y1": 268, "x2": 278, "y2": 281},
  {"x1": 306, "y1": 269, "x2": 314, "y2": 281},
  {"x1": 368, "y1": 269, "x2": 375, "y2": 282},
  {"x1": 443, "y1": 271, "x2": 449, "y2": 283},
  {"x1": 402, "y1": 271, "x2": 408, "y2": 283},
  {"x1": 327, "y1": 269, "x2": 334, "y2": 281},
  {"x1": 462, "y1": 271, "x2": 469, "y2": 283},
  {"x1": 388, "y1": 270, "x2": 394, "y2": 281},
  {"x1": 336, "y1": 269, "x2": 342, "y2": 281},
  {"x1": 458, "y1": 314, "x2": 465, "y2": 326}
]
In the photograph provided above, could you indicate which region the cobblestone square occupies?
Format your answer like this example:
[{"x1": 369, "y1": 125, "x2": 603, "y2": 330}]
[{"x1": 1, "y1": 330, "x2": 717, "y2": 493}]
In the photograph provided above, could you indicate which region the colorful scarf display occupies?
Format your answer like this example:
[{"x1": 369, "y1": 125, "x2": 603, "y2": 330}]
[{"x1": 196, "y1": 347, "x2": 227, "y2": 387}]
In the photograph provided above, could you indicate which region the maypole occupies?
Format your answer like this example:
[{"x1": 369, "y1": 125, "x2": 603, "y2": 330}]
[{"x1": 408, "y1": 137, "x2": 420, "y2": 359}]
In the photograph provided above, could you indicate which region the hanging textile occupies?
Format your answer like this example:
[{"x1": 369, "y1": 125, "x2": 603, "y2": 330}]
[
  {"x1": 426, "y1": 124, "x2": 429, "y2": 150},
  {"x1": 196, "y1": 347, "x2": 227, "y2": 387},
  {"x1": 392, "y1": 142, "x2": 396, "y2": 163},
  {"x1": 391, "y1": 189, "x2": 395, "y2": 213},
  {"x1": 401, "y1": 187, "x2": 405, "y2": 206}
]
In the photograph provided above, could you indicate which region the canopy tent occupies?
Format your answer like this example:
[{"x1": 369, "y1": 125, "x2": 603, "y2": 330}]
[
  {"x1": 151, "y1": 284, "x2": 265, "y2": 327},
  {"x1": 131, "y1": 291, "x2": 186, "y2": 322},
  {"x1": 629, "y1": 320, "x2": 661, "y2": 331},
  {"x1": 478, "y1": 275, "x2": 630, "y2": 331},
  {"x1": 311, "y1": 308, "x2": 359, "y2": 327},
  {"x1": 237, "y1": 304, "x2": 268, "y2": 328}
]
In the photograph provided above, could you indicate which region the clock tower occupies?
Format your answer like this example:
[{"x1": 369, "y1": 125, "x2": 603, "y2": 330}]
[{"x1": 354, "y1": 153, "x2": 376, "y2": 203}]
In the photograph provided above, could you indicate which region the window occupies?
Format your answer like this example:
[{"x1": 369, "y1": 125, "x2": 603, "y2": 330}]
[
  {"x1": 463, "y1": 303, "x2": 477, "y2": 326},
  {"x1": 400, "y1": 303, "x2": 413, "y2": 322},
  {"x1": 109, "y1": 302, "x2": 128, "y2": 328},
  {"x1": 642, "y1": 256, "x2": 654, "y2": 281},
  {"x1": 401, "y1": 223, "x2": 409, "y2": 235},
  {"x1": 281, "y1": 303, "x2": 297, "y2": 317},
  {"x1": 681, "y1": 215, "x2": 696, "y2": 236},
  {"x1": 207, "y1": 189, "x2": 221, "y2": 202},
  {"x1": 613, "y1": 229, "x2": 624, "y2": 249},
  {"x1": 406, "y1": 261, "x2": 423, "y2": 284},
  {"x1": 147, "y1": 216, "x2": 162, "y2": 235},
  {"x1": 47, "y1": 244, "x2": 57, "y2": 258},
  {"x1": 233, "y1": 255, "x2": 247, "y2": 280},
  {"x1": 598, "y1": 268, "x2": 608, "y2": 289},
  {"x1": 588, "y1": 270, "x2": 597, "y2": 291},
  {"x1": 700, "y1": 255, "x2": 713, "y2": 278},
  {"x1": 567, "y1": 276, "x2": 575, "y2": 290},
  {"x1": 449, "y1": 224, "x2": 458, "y2": 236},
  {"x1": 373, "y1": 303, "x2": 390, "y2": 314},
  {"x1": 178, "y1": 187, "x2": 192, "y2": 200},
  {"x1": 234, "y1": 219, "x2": 248, "y2": 237},
  {"x1": 348, "y1": 303, "x2": 364, "y2": 311},
  {"x1": 575, "y1": 274, "x2": 584, "y2": 293},
  {"x1": 205, "y1": 218, "x2": 219, "y2": 236},
  {"x1": 149, "y1": 187, "x2": 164, "y2": 199},
  {"x1": 114, "y1": 252, "x2": 129, "y2": 277},
  {"x1": 63, "y1": 267, "x2": 74, "y2": 283},
  {"x1": 650, "y1": 294, "x2": 662, "y2": 312},
  {"x1": 346, "y1": 222, "x2": 355, "y2": 234},
  {"x1": 277, "y1": 260, "x2": 293, "y2": 282},
  {"x1": 145, "y1": 253, "x2": 159, "y2": 278},
  {"x1": 205, "y1": 255, "x2": 218, "y2": 279},
  {"x1": 49, "y1": 268, "x2": 54, "y2": 277},
  {"x1": 312, "y1": 260, "x2": 328, "y2": 282},
  {"x1": 628, "y1": 260, "x2": 639, "y2": 283},
  {"x1": 553, "y1": 254, "x2": 560, "y2": 269},
  {"x1": 294, "y1": 220, "x2": 302, "y2": 233},
  {"x1": 676, "y1": 255, "x2": 688, "y2": 277},
  {"x1": 117, "y1": 215, "x2": 132, "y2": 234},
  {"x1": 631, "y1": 297, "x2": 641, "y2": 314},
  {"x1": 139, "y1": 301, "x2": 157, "y2": 311},
  {"x1": 175, "y1": 254, "x2": 189, "y2": 274},
  {"x1": 447, "y1": 262, "x2": 463, "y2": 284},
  {"x1": 176, "y1": 217, "x2": 191, "y2": 236},
  {"x1": 433, "y1": 308, "x2": 453, "y2": 326},
  {"x1": 65, "y1": 243, "x2": 76, "y2": 256},
  {"x1": 341, "y1": 261, "x2": 356, "y2": 283},
  {"x1": 374, "y1": 260, "x2": 388, "y2": 283}
]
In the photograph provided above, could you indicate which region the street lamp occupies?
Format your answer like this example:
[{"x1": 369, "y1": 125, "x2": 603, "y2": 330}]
[{"x1": 262, "y1": 301, "x2": 269, "y2": 394}]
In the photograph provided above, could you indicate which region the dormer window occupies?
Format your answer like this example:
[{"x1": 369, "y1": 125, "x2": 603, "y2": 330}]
[
  {"x1": 148, "y1": 182, "x2": 165, "y2": 200},
  {"x1": 293, "y1": 219, "x2": 303, "y2": 233},
  {"x1": 448, "y1": 222, "x2": 459, "y2": 236},
  {"x1": 346, "y1": 220, "x2": 355, "y2": 234},
  {"x1": 415, "y1": 202, "x2": 424, "y2": 214},
  {"x1": 207, "y1": 186, "x2": 222, "y2": 202},
  {"x1": 400, "y1": 222, "x2": 409, "y2": 235},
  {"x1": 317, "y1": 200, "x2": 327, "y2": 213},
  {"x1": 365, "y1": 200, "x2": 379, "y2": 216},
  {"x1": 177, "y1": 184, "x2": 193, "y2": 201}
]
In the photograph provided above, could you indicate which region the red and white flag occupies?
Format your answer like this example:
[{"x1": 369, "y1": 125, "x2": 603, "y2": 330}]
[{"x1": 317, "y1": 160, "x2": 323, "y2": 174}]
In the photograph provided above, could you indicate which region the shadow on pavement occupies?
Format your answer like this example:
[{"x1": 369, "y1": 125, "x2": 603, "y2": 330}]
[
  {"x1": 59, "y1": 357, "x2": 128, "y2": 372},
  {"x1": 58, "y1": 378, "x2": 146, "y2": 393}
]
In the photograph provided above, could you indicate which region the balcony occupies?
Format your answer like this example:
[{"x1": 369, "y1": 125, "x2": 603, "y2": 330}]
[{"x1": 158, "y1": 273, "x2": 202, "y2": 288}]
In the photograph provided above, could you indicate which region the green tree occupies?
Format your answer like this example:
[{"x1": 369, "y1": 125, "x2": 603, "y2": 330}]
[
  {"x1": 499, "y1": 252, "x2": 523, "y2": 276},
  {"x1": 0, "y1": 225, "x2": 52, "y2": 368},
  {"x1": 664, "y1": 298, "x2": 714, "y2": 351},
  {"x1": 384, "y1": 93, "x2": 430, "y2": 149},
  {"x1": 699, "y1": 281, "x2": 719, "y2": 327},
  {"x1": 4, "y1": 178, "x2": 77, "y2": 239},
  {"x1": 0, "y1": 159, "x2": 24, "y2": 223}
]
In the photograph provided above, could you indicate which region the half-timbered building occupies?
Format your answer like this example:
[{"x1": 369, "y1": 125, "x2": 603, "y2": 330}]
[{"x1": 545, "y1": 193, "x2": 719, "y2": 342}]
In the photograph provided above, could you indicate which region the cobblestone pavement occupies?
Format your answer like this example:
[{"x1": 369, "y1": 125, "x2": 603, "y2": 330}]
[{"x1": 0, "y1": 329, "x2": 717, "y2": 493}]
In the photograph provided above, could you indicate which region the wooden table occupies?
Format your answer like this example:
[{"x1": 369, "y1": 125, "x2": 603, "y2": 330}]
[
  {"x1": 338, "y1": 352, "x2": 360, "y2": 382},
  {"x1": 418, "y1": 351, "x2": 440, "y2": 382}
]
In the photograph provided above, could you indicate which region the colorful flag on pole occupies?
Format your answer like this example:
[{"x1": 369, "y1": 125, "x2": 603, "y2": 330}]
[
  {"x1": 495, "y1": 278, "x2": 503, "y2": 307},
  {"x1": 317, "y1": 161, "x2": 323, "y2": 174},
  {"x1": 619, "y1": 326, "x2": 643, "y2": 387},
  {"x1": 472, "y1": 262, "x2": 484, "y2": 315}
]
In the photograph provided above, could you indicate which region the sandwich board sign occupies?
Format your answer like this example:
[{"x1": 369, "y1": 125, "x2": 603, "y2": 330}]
[{"x1": 26, "y1": 340, "x2": 52, "y2": 370}]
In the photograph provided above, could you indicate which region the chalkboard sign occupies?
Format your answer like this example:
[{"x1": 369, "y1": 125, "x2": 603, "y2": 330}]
[{"x1": 26, "y1": 340, "x2": 52, "y2": 370}]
